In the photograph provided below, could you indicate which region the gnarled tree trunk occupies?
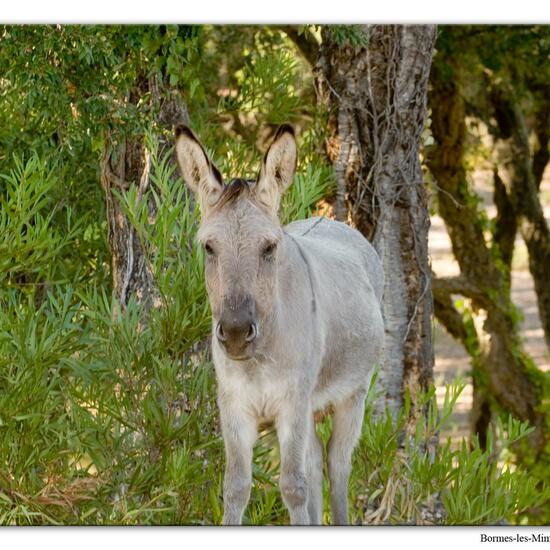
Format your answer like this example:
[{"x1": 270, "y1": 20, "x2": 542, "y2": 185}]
[
  {"x1": 316, "y1": 25, "x2": 436, "y2": 419},
  {"x1": 489, "y1": 87, "x2": 550, "y2": 352},
  {"x1": 101, "y1": 75, "x2": 189, "y2": 310},
  {"x1": 427, "y1": 60, "x2": 546, "y2": 454}
]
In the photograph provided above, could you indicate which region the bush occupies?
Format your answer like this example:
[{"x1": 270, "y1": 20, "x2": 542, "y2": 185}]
[{"x1": 347, "y1": 376, "x2": 549, "y2": 525}]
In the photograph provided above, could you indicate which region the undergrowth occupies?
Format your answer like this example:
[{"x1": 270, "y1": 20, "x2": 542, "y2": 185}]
[{"x1": 0, "y1": 143, "x2": 547, "y2": 525}]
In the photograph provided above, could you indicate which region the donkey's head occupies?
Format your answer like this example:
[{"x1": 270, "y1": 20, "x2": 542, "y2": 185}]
[{"x1": 175, "y1": 125, "x2": 297, "y2": 361}]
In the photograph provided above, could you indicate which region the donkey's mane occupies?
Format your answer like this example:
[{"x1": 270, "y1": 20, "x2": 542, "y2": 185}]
[{"x1": 216, "y1": 178, "x2": 255, "y2": 209}]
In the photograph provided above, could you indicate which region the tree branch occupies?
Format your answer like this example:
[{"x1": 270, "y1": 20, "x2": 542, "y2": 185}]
[
  {"x1": 279, "y1": 25, "x2": 320, "y2": 67},
  {"x1": 432, "y1": 275, "x2": 469, "y2": 346},
  {"x1": 432, "y1": 275, "x2": 490, "y2": 309},
  {"x1": 492, "y1": 166, "x2": 517, "y2": 270}
]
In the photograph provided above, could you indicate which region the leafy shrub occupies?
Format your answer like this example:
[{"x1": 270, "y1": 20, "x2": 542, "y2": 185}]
[
  {"x1": 0, "y1": 155, "x2": 78, "y2": 285},
  {"x1": 347, "y1": 376, "x2": 549, "y2": 525}
]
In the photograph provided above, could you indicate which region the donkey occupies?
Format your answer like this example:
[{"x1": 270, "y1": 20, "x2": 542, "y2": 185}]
[{"x1": 175, "y1": 124, "x2": 384, "y2": 525}]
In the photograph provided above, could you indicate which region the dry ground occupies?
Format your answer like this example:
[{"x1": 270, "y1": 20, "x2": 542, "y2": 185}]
[{"x1": 432, "y1": 169, "x2": 550, "y2": 442}]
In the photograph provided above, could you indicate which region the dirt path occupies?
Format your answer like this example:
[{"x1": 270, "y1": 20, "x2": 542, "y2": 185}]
[{"x1": 432, "y1": 172, "x2": 550, "y2": 442}]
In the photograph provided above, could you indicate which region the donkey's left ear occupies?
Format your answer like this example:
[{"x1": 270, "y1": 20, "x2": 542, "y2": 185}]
[{"x1": 255, "y1": 124, "x2": 297, "y2": 214}]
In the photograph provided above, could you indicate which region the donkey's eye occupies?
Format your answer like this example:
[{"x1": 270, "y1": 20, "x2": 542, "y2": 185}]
[
  {"x1": 204, "y1": 242, "x2": 215, "y2": 256},
  {"x1": 262, "y1": 242, "x2": 277, "y2": 260}
]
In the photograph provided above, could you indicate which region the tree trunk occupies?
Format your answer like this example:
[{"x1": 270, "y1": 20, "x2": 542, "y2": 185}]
[
  {"x1": 100, "y1": 74, "x2": 189, "y2": 310},
  {"x1": 490, "y1": 87, "x2": 550, "y2": 352},
  {"x1": 427, "y1": 60, "x2": 546, "y2": 454},
  {"x1": 531, "y1": 91, "x2": 550, "y2": 191},
  {"x1": 492, "y1": 167, "x2": 517, "y2": 273},
  {"x1": 316, "y1": 25, "x2": 436, "y2": 419}
]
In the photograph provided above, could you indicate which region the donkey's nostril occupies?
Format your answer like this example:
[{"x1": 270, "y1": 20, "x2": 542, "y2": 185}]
[
  {"x1": 216, "y1": 321, "x2": 227, "y2": 342},
  {"x1": 245, "y1": 323, "x2": 258, "y2": 342}
]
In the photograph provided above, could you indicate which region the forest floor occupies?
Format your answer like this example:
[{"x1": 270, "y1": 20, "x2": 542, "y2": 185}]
[{"x1": 431, "y1": 169, "x2": 550, "y2": 443}]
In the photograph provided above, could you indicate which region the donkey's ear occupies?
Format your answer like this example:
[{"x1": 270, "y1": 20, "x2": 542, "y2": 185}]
[
  {"x1": 175, "y1": 125, "x2": 223, "y2": 213},
  {"x1": 255, "y1": 124, "x2": 297, "y2": 214}
]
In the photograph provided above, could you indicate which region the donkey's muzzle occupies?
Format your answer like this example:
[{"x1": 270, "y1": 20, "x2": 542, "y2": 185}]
[{"x1": 216, "y1": 297, "x2": 258, "y2": 360}]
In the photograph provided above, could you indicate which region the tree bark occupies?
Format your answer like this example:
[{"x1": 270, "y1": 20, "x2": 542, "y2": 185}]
[
  {"x1": 427, "y1": 60, "x2": 545, "y2": 454},
  {"x1": 100, "y1": 74, "x2": 189, "y2": 310},
  {"x1": 316, "y1": 25, "x2": 436, "y2": 418},
  {"x1": 492, "y1": 167, "x2": 517, "y2": 273}
]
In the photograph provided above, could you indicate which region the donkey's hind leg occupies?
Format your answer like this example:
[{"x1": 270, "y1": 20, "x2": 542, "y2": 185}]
[
  {"x1": 327, "y1": 390, "x2": 366, "y2": 525},
  {"x1": 307, "y1": 426, "x2": 324, "y2": 524}
]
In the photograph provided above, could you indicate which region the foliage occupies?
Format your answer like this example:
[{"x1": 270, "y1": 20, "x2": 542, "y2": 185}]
[
  {"x1": 347, "y1": 376, "x2": 549, "y2": 525},
  {"x1": 280, "y1": 164, "x2": 335, "y2": 224},
  {"x1": 0, "y1": 155, "x2": 78, "y2": 286},
  {"x1": 0, "y1": 25, "x2": 206, "y2": 290},
  {"x1": 186, "y1": 26, "x2": 324, "y2": 169},
  {"x1": 326, "y1": 25, "x2": 369, "y2": 47}
]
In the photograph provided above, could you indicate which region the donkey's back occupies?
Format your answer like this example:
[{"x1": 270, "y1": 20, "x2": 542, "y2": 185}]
[{"x1": 286, "y1": 216, "x2": 383, "y2": 303}]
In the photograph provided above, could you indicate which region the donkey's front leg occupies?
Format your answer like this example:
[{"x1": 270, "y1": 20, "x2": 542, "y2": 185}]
[
  {"x1": 277, "y1": 398, "x2": 312, "y2": 525},
  {"x1": 219, "y1": 398, "x2": 258, "y2": 525}
]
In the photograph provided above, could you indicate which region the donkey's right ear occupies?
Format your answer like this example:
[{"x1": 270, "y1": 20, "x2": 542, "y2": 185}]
[{"x1": 175, "y1": 125, "x2": 223, "y2": 213}]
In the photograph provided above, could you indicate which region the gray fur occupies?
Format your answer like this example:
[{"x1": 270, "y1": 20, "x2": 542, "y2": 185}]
[{"x1": 175, "y1": 125, "x2": 385, "y2": 525}]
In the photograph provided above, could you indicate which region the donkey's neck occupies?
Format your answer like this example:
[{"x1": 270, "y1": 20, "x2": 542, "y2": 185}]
[
  {"x1": 282, "y1": 231, "x2": 316, "y2": 314},
  {"x1": 264, "y1": 230, "x2": 317, "y2": 336}
]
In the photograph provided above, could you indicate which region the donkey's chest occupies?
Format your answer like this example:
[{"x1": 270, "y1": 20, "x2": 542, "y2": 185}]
[{"x1": 218, "y1": 366, "x2": 294, "y2": 422}]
